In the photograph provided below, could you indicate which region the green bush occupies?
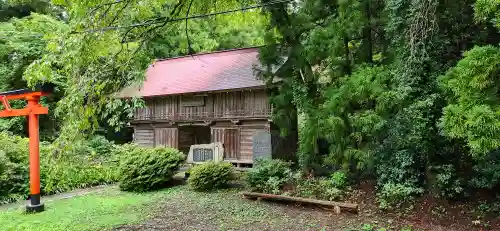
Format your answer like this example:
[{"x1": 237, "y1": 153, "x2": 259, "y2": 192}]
[
  {"x1": 0, "y1": 132, "x2": 121, "y2": 204},
  {"x1": 0, "y1": 151, "x2": 29, "y2": 203},
  {"x1": 246, "y1": 158, "x2": 294, "y2": 194},
  {"x1": 430, "y1": 165, "x2": 464, "y2": 199},
  {"x1": 330, "y1": 171, "x2": 348, "y2": 189},
  {"x1": 469, "y1": 151, "x2": 500, "y2": 190},
  {"x1": 294, "y1": 177, "x2": 343, "y2": 201},
  {"x1": 118, "y1": 145, "x2": 185, "y2": 192},
  {"x1": 41, "y1": 161, "x2": 119, "y2": 194},
  {"x1": 377, "y1": 183, "x2": 423, "y2": 210},
  {"x1": 188, "y1": 162, "x2": 234, "y2": 191},
  {"x1": 88, "y1": 135, "x2": 115, "y2": 156},
  {"x1": 0, "y1": 132, "x2": 29, "y2": 163}
]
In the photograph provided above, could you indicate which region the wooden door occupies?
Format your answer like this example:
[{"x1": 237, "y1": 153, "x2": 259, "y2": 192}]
[
  {"x1": 154, "y1": 127, "x2": 178, "y2": 148},
  {"x1": 211, "y1": 128, "x2": 239, "y2": 160}
]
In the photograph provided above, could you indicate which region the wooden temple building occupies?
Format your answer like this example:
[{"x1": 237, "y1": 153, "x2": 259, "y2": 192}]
[{"x1": 118, "y1": 47, "x2": 297, "y2": 167}]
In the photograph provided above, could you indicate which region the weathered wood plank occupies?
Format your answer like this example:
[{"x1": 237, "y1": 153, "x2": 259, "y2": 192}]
[
  {"x1": 154, "y1": 127, "x2": 178, "y2": 148},
  {"x1": 241, "y1": 192, "x2": 358, "y2": 213},
  {"x1": 134, "y1": 128, "x2": 154, "y2": 147}
]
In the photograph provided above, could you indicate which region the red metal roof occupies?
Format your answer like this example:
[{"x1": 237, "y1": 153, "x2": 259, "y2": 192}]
[{"x1": 118, "y1": 47, "x2": 266, "y2": 97}]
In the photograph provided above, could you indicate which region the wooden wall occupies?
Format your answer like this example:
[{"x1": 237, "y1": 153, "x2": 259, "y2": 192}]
[
  {"x1": 154, "y1": 128, "x2": 178, "y2": 148},
  {"x1": 134, "y1": 89, "x2": 271, "y2": 121},
  {"x1": 133, "y1": 120, "x2": 298, "y2": 164},
  {"x1": 133, "y1": 127, "x2": 154, "y2": 147},
  {"x1": 211, "y1": 120, "x2": 269, "y2": 163}
]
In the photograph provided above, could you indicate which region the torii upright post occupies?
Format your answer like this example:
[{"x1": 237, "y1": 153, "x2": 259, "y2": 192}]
[{"x1": 0, "y1": 84, "x2": 52, "y2": 213}]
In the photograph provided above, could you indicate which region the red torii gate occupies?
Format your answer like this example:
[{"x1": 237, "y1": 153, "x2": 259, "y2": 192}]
[{"x1": 0, "y1": 84, "x2": 53, "y2": 213}]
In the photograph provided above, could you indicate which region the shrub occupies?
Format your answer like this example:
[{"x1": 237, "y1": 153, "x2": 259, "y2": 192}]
[
  {"x1": 88, "y1": 135, "x2": 115, "y2": 156},
  {"x1": 41, "y1": 161, "x2": 119, "y2": 194},
  {"x1": 469, "y1": 150, "x2": 500, "y2": 190},
  {"x1": 188, "y1": 162, "x2": 234, "y2": 191},
  {"x1": 0, "y1": 132, "x2": 29, "y2": 163},
  {"x1": 0, "y1": 151, "x2": 29, "y2": 203},
  {"x1": 0, "y1": 132, "x2": 122, "y2": 203},
  {"x1": 430, "y1": 165, "x2": 464, "y2": 199},
  {"x1": 40, "y1": 138, "x2": 120, "y2": 195},
  {"x1": 294, "y1": 177, "x2": 343, "y2": 201},
  {"x1": 377, "y1": 183, "x2": 423, "y2": 210},
  {"x1": 246, "y1": 158, "x2": 294, "y2": 194},
  {"x1": 119, "y1": 146, "x2": 185, "y2": 192},
  {"x1": 330, "y1": 171, "x2": 348, "y2": 189},
  {"x1": 0, "y1": 134, "x2": 30, "y2": 204}
]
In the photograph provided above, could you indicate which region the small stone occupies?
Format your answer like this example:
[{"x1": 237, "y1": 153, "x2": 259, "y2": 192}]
[{"x1": 334, "y1": 206, "x2": 341, "y2": 214}]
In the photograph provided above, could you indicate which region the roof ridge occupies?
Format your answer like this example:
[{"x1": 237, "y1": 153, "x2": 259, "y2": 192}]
[{"x1": 154, "y1": 46, "x2": 263, "y2": 63}]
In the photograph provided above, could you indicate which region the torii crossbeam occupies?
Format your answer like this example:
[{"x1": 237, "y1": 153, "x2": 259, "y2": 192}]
[{"x1": 0, "y1": 84, "x2": 53, "y2": 213}]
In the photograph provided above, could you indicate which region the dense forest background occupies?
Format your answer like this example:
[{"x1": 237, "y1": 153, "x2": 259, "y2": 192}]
[{"x1": 1, "y1": 0, "x2": 500, "y2": 206}]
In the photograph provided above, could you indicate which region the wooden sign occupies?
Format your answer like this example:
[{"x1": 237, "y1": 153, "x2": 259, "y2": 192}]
[
  {"x1": 187, "y1": 142, "x2": 224, "y2": 164},
  {"x1": 252, "y1": 131, "x2": 272, "y2": 161},
  {"x1": 181, "y1": 95, "x2": 205, "y2": 107}
]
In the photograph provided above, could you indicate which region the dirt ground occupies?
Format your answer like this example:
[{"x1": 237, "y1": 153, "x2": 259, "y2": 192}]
[{"x1": 110, "y1": 183, "x2": 500, "y2": 231}]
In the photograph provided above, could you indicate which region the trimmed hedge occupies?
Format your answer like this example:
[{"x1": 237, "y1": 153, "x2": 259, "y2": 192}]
[
  {"x1": 118, "y1": 145, "x2": 185, "y2": 192},
  {"x1": 188, "y1": 162, "x2": 234, "y2": 191}
]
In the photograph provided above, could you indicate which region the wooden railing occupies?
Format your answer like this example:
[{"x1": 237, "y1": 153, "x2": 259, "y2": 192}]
[{"x1": 133, "y1": 109, "x2": 272, "y2": 121}]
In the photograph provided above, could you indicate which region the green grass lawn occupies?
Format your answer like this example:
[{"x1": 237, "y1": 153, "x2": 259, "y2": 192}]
[{"x1": 0, "y1": 187, "x2": 181, "y2": 231}]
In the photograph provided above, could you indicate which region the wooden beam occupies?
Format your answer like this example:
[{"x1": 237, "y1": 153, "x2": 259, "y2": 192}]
[
  {"x1": 1, "y1": 92, "x2": 46, "y2": 100},
  {"x1": 0, "y1": 106, "x2": 48, "y2": 118},
  {"x1": 241, "y1": 192, "x2": 358, "y2": 213}
]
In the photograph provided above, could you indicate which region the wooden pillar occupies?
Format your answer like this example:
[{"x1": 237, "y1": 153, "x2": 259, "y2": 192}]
[{"x1": 26, "y1": 96, "x2": 44, "y2": 213}]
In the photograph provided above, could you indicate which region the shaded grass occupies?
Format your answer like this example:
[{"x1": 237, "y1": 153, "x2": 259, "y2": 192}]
[
  {"x1": 0, "y1": 186, "x2": 181, "y2": 231},
  {"x1": 113, "y1": 188, "x2": 341, "y2": 231}
]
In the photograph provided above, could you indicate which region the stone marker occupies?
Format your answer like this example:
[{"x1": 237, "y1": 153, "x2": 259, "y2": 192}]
[
  {"x1": 187, "y1": 142, "x2": 224, "y2": 164},
  {"x1": 252, "y1": 131, "x2": 272, "y2": 161}
]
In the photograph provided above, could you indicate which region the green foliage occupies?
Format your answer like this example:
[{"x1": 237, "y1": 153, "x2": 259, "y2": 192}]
[
  {"x1": 41, "y1": 159, "x2": 119, "y2": 195},
  {"x1": 319, "y1": 65, "x2": 394, "y2": 173},
  {"x1": 376, "y1": 96, "x2": 437, "y2": 189},
  {"x1": 0, "y1": 151, "x2": 28, "y2": 202},
  {"x1": 474, "y1": 0, "x2": 500, "y2": 28},
  {"x1": 0, "y1": 132, "x2": 120, "y2": 203},
  {"x1": 258, "y1": 0, "x2": 500, "y2": 206},
  {"x1": 430, "y1": 165, "x2": 464, "y2": 199},
  {"x1": 148, "y1": 12, "x2": 266, "y2": 58},
  {"x1": 330, "y1": 171, "x2": 348, "y2": 189},
  {"x1": 439, "y1": 45, "x2": 500, "y2": 155},
  {"x1": 0, "y1": 13, "x2": 66, "y2": 140},
  {"x1": 118, "y1": 145, "x2": 185, "y2": 192},
  {"x1": 377, "y1": 183, "x2": 423, "y2": 210},
  {"x1": 245, "y1": 158, "x2": 294, "y2": 194},
  {"x1": 469, "y1": 150, "x2": 500, "y2": 189},
  {"x1": 88, "y1": 135, "x2": 115, "y2": 156},
  {"x1": 294, "y1": 177, "x2": 344, "y2": 201},
  {"x1": 187, "y1": 162, "x2": 234, "y2": 191}
]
